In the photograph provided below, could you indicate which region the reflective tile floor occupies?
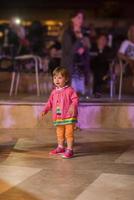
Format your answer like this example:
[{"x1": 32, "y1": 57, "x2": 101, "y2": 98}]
[{"x1": 0, "y1": 128, "x2": 134, "y2": 200}]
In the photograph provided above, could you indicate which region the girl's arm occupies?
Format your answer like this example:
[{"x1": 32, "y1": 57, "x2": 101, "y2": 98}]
[
  {"x1": 71, "y1": 90, "x2": 79, "y2": 106},
  {"x1": 68, "y1": 89, "x2": 79, "y2": 116},
  {"x1": 43, "y1": 91, "x2": 54, "y2": 114}
]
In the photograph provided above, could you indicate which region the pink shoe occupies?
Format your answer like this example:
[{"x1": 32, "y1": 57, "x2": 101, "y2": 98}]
[
  {"x1": 62, "y1": 149, "x2": 74, "y2": 159},
  {"x1": 49, "y1": 146, "x2": 65, "y2": 155}
]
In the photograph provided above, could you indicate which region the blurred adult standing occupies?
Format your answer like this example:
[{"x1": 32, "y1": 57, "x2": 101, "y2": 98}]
[{"x1": 61, "y1": 10, "x2": 90, "y2": 95}]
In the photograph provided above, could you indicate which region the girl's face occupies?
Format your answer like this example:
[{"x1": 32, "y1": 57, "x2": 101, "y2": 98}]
[
  {"x1": 53, "y1": 73, "x2": 67, "y2": 88},
  {"x1": 72, "y1": 13, "x2": 84, "y2": 28}
]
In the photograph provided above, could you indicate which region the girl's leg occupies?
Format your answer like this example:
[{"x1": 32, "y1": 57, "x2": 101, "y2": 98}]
[
  {"x1": 65, "y1": 124, "x2": 75, "y2": 149},
  {"x1": 56, "y1": 125, "x2": 65, "y2": 147},
  {"x1": 49, "y1": 125, "x2": 65, "y2": 155},
  {"x1": 62, "y1": 124, "x2": 75, "y2": 158}
]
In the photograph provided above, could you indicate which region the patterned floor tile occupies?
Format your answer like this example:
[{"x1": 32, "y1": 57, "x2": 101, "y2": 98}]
[
  {"x1": 75, "y1": 173, "x2": 134, "y2": 200},
  {"x1": 115, "y1": 145, "x2": 134, "y2": 164},
  {"x1": 0, "y1": 165, "x2": 41, "y2": 194}
]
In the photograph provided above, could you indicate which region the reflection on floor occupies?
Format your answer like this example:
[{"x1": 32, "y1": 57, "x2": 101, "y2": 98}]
[{"x1": 0, "y1": 128, "x2": 134, "y2": 200}]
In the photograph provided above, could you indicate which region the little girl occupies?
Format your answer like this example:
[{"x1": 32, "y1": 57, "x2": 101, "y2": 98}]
[{"x1": 41, "y1": 67, "x2": 79, "y2": 158}]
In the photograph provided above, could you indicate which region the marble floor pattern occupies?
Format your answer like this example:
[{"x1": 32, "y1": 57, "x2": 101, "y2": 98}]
[{"x1": 0, "y1": 128, "x2": 134, "y2": 200}]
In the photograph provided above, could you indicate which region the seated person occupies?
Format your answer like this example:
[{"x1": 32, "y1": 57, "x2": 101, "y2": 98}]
[
  {"x1": 48, "y1": 41, "x2": 61, "y2": 75},
  {"x1": 90, "y1": 34, "x2": 112, "y2": 97},
  {"x1": 118, "y1": 25, "x2": 134, "y2": 86}
]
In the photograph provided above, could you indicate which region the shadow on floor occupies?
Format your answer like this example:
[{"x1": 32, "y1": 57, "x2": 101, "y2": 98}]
[{"x1": 74, "y1": 140, "x2": 132, "y2": 158}]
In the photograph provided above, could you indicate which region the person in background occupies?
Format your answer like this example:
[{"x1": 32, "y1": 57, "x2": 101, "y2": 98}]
[
  {"x1": 48, "y1": 41, "x2": 61, "y2": 75},
  {"x1": 40, "y1": 67, "x2": 79, "y2": 159},
  {"x1": 61, "y1": 10, "x2": 90, "y2": 96},
  {"x1": 28, "y1": 20, "x2": 45, "y2": 56},
  {"x1": 118, "y1": 25, "x2": 134, "y2": 86},
  {"x1": 90, "y1": 34, "x2": 112, "y2": 98},
  {"x1": 2, "y1": 18, "x2": 29, "y2": 57}
]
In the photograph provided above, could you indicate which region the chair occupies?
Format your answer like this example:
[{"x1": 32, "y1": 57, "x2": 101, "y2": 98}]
[
  {"x1": 109, "y1": 57, "x2": 131, "y2": 100},
  {"x1": 9, "y1": 54, "x2": 42, "y2": 96},
  {"x1": 109, "y1": 58, "x2": 117, "y2": 98},
  {"x1": 118, "y1": 59, "x2": 130, "y2": 100},
  {"x1": 0, "y1": 55, "x2": 16, "y2": 96}
]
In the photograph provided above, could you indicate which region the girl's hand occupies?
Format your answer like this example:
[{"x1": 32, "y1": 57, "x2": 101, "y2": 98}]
[
  {"x1": 68, "y1": 105, "x2": 75, "y2": 116},
  {"x1": 40, "y1": 111, "x2": 46, "y2": 120}
]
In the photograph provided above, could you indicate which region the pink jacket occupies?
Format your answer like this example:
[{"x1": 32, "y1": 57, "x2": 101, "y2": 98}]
[{"x1": 43, "y1": 86, "x2": 79, "y2": 122}]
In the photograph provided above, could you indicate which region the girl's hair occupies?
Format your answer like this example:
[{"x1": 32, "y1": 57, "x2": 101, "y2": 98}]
[{"x1": 53, "y1": 67, "x2": 70, "y2": 82}]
